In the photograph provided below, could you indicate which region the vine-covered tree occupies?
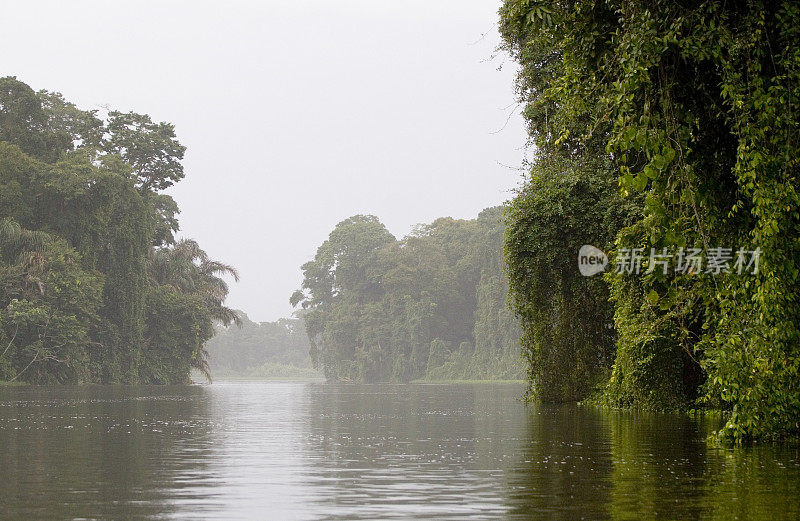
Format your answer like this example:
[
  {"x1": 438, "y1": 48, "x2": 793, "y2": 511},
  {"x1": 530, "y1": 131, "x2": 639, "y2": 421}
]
[
  {"x1": 499, "y1": 0, "x2": 800, "y2": 441},
  {"x1": 0, "y1": 76, "x2": 235, "y2": 384},
  {"x1": 505, "y1": 156, "x2": 634, "y2": 401}
]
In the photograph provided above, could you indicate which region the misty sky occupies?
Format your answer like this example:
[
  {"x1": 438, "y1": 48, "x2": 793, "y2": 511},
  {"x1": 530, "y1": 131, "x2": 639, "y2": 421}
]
[{"x1": 2, "y1": 0, "x2": 527, "y2": 322}]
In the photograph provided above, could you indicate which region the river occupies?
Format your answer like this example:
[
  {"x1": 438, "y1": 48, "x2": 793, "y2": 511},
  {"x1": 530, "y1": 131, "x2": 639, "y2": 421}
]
[{"x1": 0, "y1": 382, "x2": 798, "y2": 520}]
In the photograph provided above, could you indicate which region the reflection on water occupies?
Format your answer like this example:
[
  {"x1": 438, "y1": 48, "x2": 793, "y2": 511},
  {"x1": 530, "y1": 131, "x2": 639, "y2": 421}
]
[{"x1": 0, "y1": 382, "x2": 797, "y2": 520}]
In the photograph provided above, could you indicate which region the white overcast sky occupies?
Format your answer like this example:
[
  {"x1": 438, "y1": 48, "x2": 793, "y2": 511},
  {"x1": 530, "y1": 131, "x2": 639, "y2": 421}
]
[{"x1": 2, "y1": 0, "x2": 528, "y2": 322}]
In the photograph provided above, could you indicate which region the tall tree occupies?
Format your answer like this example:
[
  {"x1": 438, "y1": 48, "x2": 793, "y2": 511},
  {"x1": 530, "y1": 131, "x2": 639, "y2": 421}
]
[
  {"x1": 0, "y1": 77, "x2": 70, "y2": 162},
  {"x1": 103, "y1": 111, "x2": 186, "y2": 192}
]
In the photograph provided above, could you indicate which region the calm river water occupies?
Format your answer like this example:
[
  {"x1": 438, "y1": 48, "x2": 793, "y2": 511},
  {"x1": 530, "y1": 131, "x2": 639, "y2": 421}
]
[{"x1": 0, "y1": 382, "x2": 798, "y2": 520}]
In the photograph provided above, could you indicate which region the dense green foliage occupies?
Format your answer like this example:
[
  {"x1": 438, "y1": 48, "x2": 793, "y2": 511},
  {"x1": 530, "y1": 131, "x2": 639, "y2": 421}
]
[
  {"x1": 291, "y1": 208, "x2": 524, "y2": 382},
  {"x1": 499, "y1": 1, "x2": 800, "y2": 440},
  {"x1": 0, "y1": 77, "x2": 236, "y2": 384},
  {"x1": 505, "y1": 155, "x2": 637, "y2": 402},
  {"x1": 205, "y1": 312, "x2": 319, "y2": 379}
]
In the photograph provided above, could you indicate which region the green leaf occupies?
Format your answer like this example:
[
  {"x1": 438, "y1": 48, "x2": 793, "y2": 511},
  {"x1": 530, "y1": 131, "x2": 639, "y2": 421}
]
[{"x1": 632, "y1": 173, "x2": 648, "y2": 191}]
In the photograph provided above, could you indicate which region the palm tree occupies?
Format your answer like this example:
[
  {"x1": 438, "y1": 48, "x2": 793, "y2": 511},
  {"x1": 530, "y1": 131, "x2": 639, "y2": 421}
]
[
  {"x1": 0, "y1": 218, "x2": 53, "y2": 298},
  {"x1": 148, "y1": 239, "x2": 241, "y2": 324},
  {"x1": 147, "y1": 239, "x2": 241, "y2": 380}
]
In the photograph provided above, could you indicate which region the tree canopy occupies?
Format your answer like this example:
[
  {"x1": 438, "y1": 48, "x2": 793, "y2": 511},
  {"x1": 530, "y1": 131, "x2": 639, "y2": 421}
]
[
  {"x1": 0, "y1": 76, "x2": 235, "y2": 384},
  {"x1": 292, "y1": 208, "x2": 524, "y2": 382}
]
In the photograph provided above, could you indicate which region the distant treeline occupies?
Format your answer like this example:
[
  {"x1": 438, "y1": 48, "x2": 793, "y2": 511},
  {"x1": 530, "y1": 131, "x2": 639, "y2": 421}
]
[
  {"x1": 0, "y1": 77, "x2": 237, "y2": 384},
  {"x1": 291, "y1": 207, "x2": 524, "y2": 382},
  {"x1": 205, "y1": 312, "x2": 320, "y2": 379},
  {"x1": 498, "y1": 1, "x2": 800, "y2": 442}
]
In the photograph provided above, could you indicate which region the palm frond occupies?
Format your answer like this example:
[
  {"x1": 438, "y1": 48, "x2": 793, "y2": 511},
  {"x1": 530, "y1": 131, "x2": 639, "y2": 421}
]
[
  {"x1": 190, "y1": 345, "x2": 213, "y2": 383},
  {"x1": 0, "y1": 218, "x2": 22, "y2": 244},
  {"x1": 200, "y1": 260, "x2": 240, "y2": 281}
]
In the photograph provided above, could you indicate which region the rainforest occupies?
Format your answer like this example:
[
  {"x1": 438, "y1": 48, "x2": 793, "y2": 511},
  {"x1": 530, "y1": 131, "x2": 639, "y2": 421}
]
[
  {"x1": 3, "y1": 0, "x2": 800, "y2": 443},
  {"x1": 0, "y1": 76, "x2": 238, "y2": 385},
  {"x1": 1, "y1": 1, "x2": 800, "y2": 519}
]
